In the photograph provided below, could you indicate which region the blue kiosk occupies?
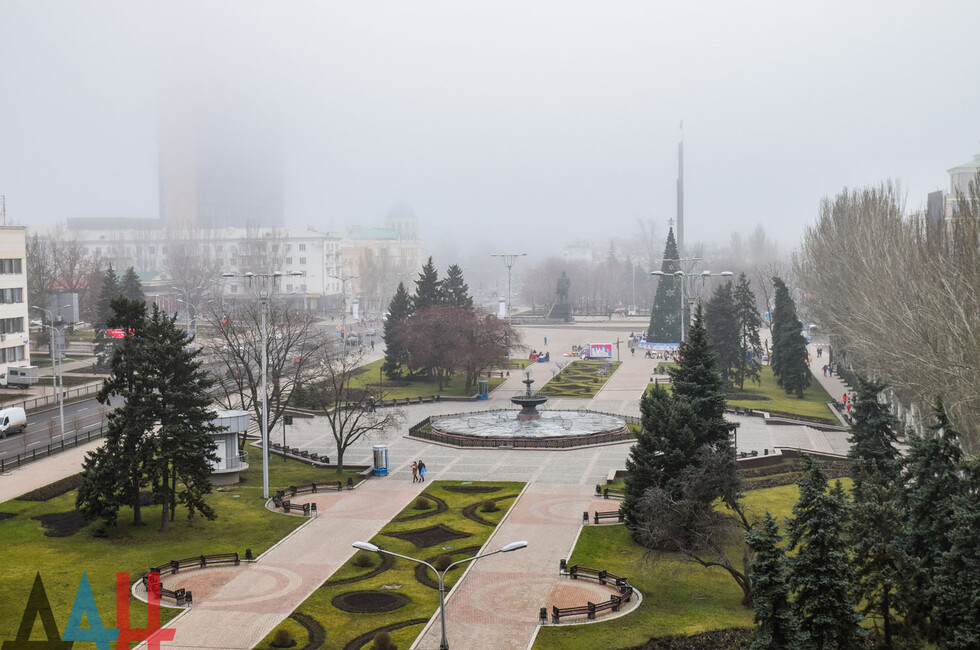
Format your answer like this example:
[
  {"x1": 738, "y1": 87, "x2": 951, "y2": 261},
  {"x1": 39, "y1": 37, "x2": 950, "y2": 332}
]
[{"x1": 372, "y1": 445, "x2": 389, "y2": 476}]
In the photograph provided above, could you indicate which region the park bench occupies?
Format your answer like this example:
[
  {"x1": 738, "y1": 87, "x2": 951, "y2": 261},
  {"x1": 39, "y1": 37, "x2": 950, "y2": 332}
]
[
  {"x1": 551, "y1": 602, "x2": 596, "y2": 622},
  {"x1": 547, "y1": 565, "x2": 635, "y2": 623},
  {"x1": 143, "y1": 552, "x2": 243, "y2": 605},
  {"x1": 593, "y1": 510, "x2": 624, "y2": 524},
  {"x1": 594, "y1": 485, "x2": 625, "y2": 500}
]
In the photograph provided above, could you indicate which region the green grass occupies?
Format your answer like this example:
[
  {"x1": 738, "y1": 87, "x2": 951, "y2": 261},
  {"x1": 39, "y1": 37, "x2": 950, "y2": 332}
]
[
  {"x1": 256, "y1": 480, "x2": 524, "y2": 650},
  {"x1": 0, "y1": 481, "x2": 305, "y2": 642},
  {"x1": 726, "y1": 366, "x2": 837, "y2": 424},
  {"x1": 534, "y1": 479, "x2": 853, "y2": 649},
  {"x1": 539, "y1": 360, "x2": 622, "y2": 398},
  {"x1": 238, "y1": 452, "x2": 367, "y2": 487},
  {"x1": 345, "y1": 359, "x2": 506, "y2": 399}
]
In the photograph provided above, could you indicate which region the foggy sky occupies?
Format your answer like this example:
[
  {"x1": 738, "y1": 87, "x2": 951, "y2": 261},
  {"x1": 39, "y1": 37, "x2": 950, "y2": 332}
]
[{"x1": 1, "y1": 1, "x2": 978, "y2": 254}]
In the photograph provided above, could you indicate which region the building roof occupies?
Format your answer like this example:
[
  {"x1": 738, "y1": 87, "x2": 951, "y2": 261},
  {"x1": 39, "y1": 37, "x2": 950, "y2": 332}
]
[
  {"x1": 949, "y1": 153, "x2": 980, "y2": 171},
  {"x1": 349, "y1": 227, "x2": 401, "y2": 240}
]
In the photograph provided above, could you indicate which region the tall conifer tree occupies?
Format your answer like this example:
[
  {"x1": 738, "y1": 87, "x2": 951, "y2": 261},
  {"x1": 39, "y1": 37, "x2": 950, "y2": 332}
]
[
  {"x1": 647, "y1": 227, "x2": 681, "y2": 342},
  {"x1": 704, "y1": 281, "x2": 740, "y2": 387},
  {"x1": 93, "y1": 265, "x2": 120, "y2": 366},
  {"x1": 412, "y1": 257, "x2": 440, "y2": 311},
  {"x1": 120, "y1": 267, "x2": 145, "y2": 304},
  {"x1": 439, "y1": 264, "x2": 473, "y2": 308},
  {"x1": 746, "y1": 512, "x2": 803, "y2": 650},
  {"x1": 733, "y1": 273, "x2": 763, "y2": 389},
  {"x1": 382, "y1": 282, "x2": 412, "y2": 379}
]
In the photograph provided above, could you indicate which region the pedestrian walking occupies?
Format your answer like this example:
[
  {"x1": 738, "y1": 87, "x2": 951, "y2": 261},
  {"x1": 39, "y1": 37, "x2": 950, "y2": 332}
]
[
  {"x1": 544, "y1": 336, "x2": 548, "y2": 346},
  {"x1": 631, "y1": 347, "x2": 635, "y2": 357},
  {"x1": 842, "y1": 393, "x2": 848, "y2": 404},
  {"x1": 418, "y1": 460, "x2": 426, "y2": 482},
  {"x1": 822, "y1": 365, "x2": 827, "y2": 376},
  {"x1": 411, "y1": 461, "x2": 418, "y2": 482},
  {"x1": 370, "y1": 339, "x2": 375, "y2": 350}
]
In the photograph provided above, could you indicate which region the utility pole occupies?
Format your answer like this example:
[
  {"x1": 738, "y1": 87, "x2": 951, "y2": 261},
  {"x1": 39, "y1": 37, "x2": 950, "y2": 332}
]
[{"x1": 1, "y1": 195, "x2": 6, "y2": 226}]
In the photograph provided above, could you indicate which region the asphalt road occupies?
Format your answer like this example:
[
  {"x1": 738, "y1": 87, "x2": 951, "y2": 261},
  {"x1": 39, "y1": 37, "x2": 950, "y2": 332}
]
[{"x1": 0, "y1": 395, "x2": 119, "y2": 461}]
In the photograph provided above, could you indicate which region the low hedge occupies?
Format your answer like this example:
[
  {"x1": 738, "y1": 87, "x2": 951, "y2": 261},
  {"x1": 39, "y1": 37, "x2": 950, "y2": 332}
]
[
  {"x1": 16, "y1": 474, "x2": 83, "y2": 502},
  {"x1": 629, "y1": 628, "x2": 752, "y2": 649}
]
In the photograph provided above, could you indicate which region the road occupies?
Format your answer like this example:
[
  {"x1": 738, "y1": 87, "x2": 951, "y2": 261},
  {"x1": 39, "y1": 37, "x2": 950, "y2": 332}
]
[{"x1": 0, "y1": 396, "x2": 119, "y2": 461}]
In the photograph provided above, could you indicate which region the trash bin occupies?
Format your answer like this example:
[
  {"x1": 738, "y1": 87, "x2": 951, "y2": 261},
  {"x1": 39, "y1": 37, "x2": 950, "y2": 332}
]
[
  {"x1": 477, "y1": 378, "x2": 489, "y2": 399},
  {"x1": 372, "y1": 445, "x2": 389, "y2": 476}
]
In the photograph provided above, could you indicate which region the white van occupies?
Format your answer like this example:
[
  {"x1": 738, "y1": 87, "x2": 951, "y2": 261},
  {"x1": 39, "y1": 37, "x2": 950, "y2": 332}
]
[{"x1": 0, "y1": 407, "x2": 27, "y2": 438}]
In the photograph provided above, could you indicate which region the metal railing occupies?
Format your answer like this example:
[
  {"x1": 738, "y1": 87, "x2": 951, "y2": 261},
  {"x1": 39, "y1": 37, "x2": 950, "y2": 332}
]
[
  {"x1": 0, "y1": 381, "x2": 102, "y2": 411},
  {"x1": 0, "y1": 425, "x2": 105, "y2": 473}
]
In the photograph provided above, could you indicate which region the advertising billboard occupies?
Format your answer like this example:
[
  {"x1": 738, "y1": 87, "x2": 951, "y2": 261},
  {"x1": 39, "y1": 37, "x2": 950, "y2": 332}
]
[{"x1": 589, "y1": 344, "x2": 613, "y2": 359}]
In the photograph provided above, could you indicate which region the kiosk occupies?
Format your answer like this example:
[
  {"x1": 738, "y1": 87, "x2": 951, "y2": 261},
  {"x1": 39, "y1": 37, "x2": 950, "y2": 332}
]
[{"x1": 372, "y1": 445, "x2": 389, "y2": 476}]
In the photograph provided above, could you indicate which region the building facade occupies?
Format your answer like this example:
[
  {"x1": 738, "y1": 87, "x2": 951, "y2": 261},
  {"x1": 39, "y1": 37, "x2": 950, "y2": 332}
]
[{"x1": 0, "y1": 226, "x2": 30, "y2": 375}]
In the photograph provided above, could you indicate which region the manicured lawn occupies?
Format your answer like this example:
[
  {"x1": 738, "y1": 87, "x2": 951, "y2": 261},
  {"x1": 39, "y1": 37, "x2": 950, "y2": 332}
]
[
  {"x1": 0, "y1": 480, "x2": 304, "y2": 642},
  {"x1": 345, "y1": 359, "x2": 505, "y2": 399},
  {"x1": 237, "y1": 454, "x2": 367, "y2": 496},
  {"x1": 539, "y1": 360, "x2": 622, "y2": 398},
  {"x1": 533, "y1": 479, "x2": 852, "y2": 649},
  {"x1": 726, "y1": 366, "x2": 837, "y2": 424},
  {"x1": 256, "y1": 480, "x2": 523, "y2": 650}
]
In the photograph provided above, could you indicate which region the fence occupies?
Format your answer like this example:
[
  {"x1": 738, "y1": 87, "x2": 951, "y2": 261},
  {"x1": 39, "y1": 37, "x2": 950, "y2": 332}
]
[
  {"x1": 0, "y1": 425, "x2": 105, "y2": 473},
  {"x1": 0, "y1": 381, "x2": 102, "y2": 411}
]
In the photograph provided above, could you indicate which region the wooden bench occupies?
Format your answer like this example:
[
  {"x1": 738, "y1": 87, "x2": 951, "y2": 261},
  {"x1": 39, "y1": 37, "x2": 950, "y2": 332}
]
[
  {"x1": 592, "y1": 485, "x2": 624, "y2": 499},
  {"x1": 548, "y1": 566, "x2": 635, "y2": 623},
  {"x1": 552, "y1": 602, "x2": 596, "y2": 622},
  {"x1": 143, "y1": 552, "x2": 243, "y2": 605},
  {"x1": 593, "y1": 510, "x2": 624, "y2": 524}
]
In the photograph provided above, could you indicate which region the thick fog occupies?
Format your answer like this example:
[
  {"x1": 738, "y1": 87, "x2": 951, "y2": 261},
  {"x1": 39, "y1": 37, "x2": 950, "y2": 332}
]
[{"x1": 1, "y1": 1, "x2": 978, "y2": 252}]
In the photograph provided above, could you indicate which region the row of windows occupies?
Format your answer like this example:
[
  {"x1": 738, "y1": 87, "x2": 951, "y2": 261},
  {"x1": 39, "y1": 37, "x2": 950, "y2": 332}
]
[
  {"x1": 0, "y1": 317, "x2": 24, "y2": 334},
  {"x1": 0, "y1": 259, "x2": 23, "y2": 274},
  {"x1": 0, "y1": 288, "x2": 23, "y2": 304},
  {"x1": 0, "y1": 345, "x2": 26, "y2": 363}
]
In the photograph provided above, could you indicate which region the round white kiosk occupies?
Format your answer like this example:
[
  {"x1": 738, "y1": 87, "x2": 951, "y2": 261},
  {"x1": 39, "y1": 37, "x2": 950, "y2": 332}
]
[{"x1": 209, "y1": 409, "x2": 251, "y2": 485}]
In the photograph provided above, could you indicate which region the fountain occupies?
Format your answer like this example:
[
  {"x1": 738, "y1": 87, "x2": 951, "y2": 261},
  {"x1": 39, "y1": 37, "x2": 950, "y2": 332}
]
[
  {"x1": 511, "y1": 371, "x2": 548, "y2": 421},
  {"x1": 420, "y1": 370, "x2": 630, "y2": 448}
]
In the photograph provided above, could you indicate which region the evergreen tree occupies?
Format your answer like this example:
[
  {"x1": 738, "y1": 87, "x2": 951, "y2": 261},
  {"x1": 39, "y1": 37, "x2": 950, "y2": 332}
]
[
  {"x1": 668, "y1": 304, "x2": 735, "y2": 454},
  {"x1": 850, "y1": 464, "x2": 903, "y2": 650},
  {"x1": 647, "y1": 227, "x2": 681, "y2": 343},
  {"x1": 847, "y1": 376, "x2": 902, "y2": 481},
  {"x1": 142, "y1": 305, "x2": 219, "y2": 530},
  {"x1": 623, "y1": 385, "x2": 700, "y2": 531},
  {"x1": 93, "y1": 265, "x2": 120, "y2": 366},
  {"x1": 732, "y1": 273, "x2": 763, "y2": 389},
  {"x1": 787, "y1": 456, "x2": 866, "y2": 649},
  {"x1": 439, "y1": 263, "x2": 473, "y2": 308},
  {"x1": 897, "y1": 396, "x2": 964, "y2": 641},
  {"x1": 78, "y1": 296, "x2": 152, "y2": 526},
  {"x1": 704, "y1": 281, "x2": 739, "y2": 387},
  {"x1": 932, "y1": 459, "x2": 980, "y2": 649},
  {"x1": 746, "y1": 512, "x2": 803, "y2": 650},
  {"x1": 119, "y1": 266, "x2": 145, "y2": 304},
  {"x1": 412, "y1": 257, "x2": 440, "y2": 311},
  {"x1": 770, "y1": 277, "x2": 810, "y2": 397},
  {"x1": 382, "y1": 282, "x2": 412, "y2": 379}
]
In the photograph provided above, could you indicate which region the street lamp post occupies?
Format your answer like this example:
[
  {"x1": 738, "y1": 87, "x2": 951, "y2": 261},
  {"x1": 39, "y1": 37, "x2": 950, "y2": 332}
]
[
  {"x1": 32, "y1": 305, "x2": 70, "y2": 442},
  {"x1": 490, "y1": 253, "x2": 526, "y2": 321},
  {"x1": 650, "y1": 269, "x2": 733, "y2": 342},
  {"x1": 352, "y1": 539, "x2": 528, "y2": 649},
  {"x1": 175, "y1": 298, "x2": 197, "y2": 339},
  {"x1": 329, "y1": 274, "x2": 358, "y2": 348},
  {"x1": 221, "y1": 271, "x2": 303, "y2": 500}
]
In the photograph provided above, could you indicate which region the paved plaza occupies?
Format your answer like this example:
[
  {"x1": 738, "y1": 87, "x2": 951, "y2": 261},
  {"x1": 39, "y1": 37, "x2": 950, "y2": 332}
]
[{"x1": 0, "y1": 321, "x2": 856, "y2": 650}]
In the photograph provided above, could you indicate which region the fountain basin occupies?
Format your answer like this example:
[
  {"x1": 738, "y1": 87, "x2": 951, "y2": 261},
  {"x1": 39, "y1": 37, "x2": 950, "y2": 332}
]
[{"x1": 416, "y1": 410, "x2": 632, "y2": 449}]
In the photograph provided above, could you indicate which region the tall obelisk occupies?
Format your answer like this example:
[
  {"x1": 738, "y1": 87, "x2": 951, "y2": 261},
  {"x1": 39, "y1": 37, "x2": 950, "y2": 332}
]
[{"x1": 676, "y1": 121, "x2": 684, "y2": 257}]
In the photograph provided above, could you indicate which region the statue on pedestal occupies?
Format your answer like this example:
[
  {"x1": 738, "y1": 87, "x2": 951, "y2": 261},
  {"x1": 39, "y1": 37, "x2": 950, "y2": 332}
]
[{"x1": 549, "y1": 271, "x2": 573, "y2": 322}]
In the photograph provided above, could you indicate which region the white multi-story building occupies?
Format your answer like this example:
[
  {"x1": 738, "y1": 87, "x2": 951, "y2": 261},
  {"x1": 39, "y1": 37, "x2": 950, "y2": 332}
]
[{"x1": 0, "y1": 226, "x2": 30, "y2": 374}]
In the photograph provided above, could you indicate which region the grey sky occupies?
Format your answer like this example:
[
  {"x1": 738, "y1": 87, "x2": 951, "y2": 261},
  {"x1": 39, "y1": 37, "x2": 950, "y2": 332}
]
[{"x1": 1, "y1": 1, "x2": 978, "y2": 253}]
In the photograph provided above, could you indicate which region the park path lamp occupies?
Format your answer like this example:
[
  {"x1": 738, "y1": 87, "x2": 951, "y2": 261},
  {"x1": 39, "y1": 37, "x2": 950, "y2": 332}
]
[
  {"x1": 175, "y1": 298, "x2": 197, "y2": 339},
  {"x1": 221, "y1": 270, "x2": 303, "y2": 500},
  {"x1": 491, "y1": 253, "x2": 526, "y2": 360},
  {"x1": 650, "y1": 269, "x2": 732, "y2": 343},
  {"x1": 352, "y1": 539, "x2": 528, "y2": 649},
  {"x1": 328, "y1": 274, "x2": 358, "y2": 349},
  {"x1": 32, "y1": 305, "x2": 71, "y2": 443}
]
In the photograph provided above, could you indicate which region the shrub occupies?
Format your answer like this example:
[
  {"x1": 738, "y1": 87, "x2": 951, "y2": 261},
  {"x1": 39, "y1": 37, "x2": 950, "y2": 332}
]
[
  {"x1": 372, "y1": 630, "x2": 397, "y2": 650},
  {"x1": 270, "y1": 628, "x2": 294, "y2": 648},
  {"x1": 480, "y1": 500, "x2": 498, "y2": 513},
  {"x1": 413, "y1": 497, "x2": 431, "y2": 510},
  {"x1": 352, "y1": 552, "x2": 375, "y2": 568},
  {"x1": 16, "y1": 474, "x2": 83, "y2": 501},
  {"x1": 434, "y1": 554, "x2": 453, "y2": 571}
]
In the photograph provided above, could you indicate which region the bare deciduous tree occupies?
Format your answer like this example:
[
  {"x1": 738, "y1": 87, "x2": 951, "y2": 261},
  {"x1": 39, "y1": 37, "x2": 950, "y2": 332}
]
[{"x1": 797, "y1": 177, "x2": 980, "y2": 451}]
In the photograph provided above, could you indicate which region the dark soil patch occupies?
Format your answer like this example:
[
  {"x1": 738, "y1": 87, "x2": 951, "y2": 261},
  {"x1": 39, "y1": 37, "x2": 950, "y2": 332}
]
[
  {"x1": 461, "y1": 495, "x2": 518, "y2": 526},
  {"x1": 32, "y1": 510, "x2": 88, "y2": 537},
  {"x1": 289, "y1": 612, "x2": 326, "y2": 650},
  {"x1": 324, "y1": 552, "x2": 395, "y2": 587},
  {"x1": 16, "y1": 474, "x2": 82, "y2": 501},
  {"x1": 629, "y1": 627, "x2": 752, "y2": 649},
  {"x1": 725, "y1": 393, "x2": 770, "y2": 401},
  {"x1": 443, "y1": 486, "x2": 501, "y2": 494},
  {"x1": 394, "y1": 493, "x2": 448, "y2": 522},
  {"x1": 0, "y1": 512, "x2": 16, "y2": 523},
  {"x1": 342, "y1": 618, "x2": 428, "y2": 650},
  {"x1": 384, "y1": 524, "x2": 471, "y2": 549},
  {"x1": 331, "y1": 590, "x2": 410, "y2": 614},
  {"x1": 414, "y1": 545, "x2": 483, "y2": 590}
]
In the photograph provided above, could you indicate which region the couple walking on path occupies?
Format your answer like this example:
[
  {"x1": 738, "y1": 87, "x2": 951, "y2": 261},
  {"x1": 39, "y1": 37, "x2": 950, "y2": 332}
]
[{"x1": 411, "y1": 460, "x2": 427, "y2": 482}]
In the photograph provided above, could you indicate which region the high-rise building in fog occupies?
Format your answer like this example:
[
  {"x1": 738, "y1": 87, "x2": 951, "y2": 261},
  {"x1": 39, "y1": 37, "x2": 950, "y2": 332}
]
[{"x1": 158, "y1": 107, "x2": 284, "y2": 230}]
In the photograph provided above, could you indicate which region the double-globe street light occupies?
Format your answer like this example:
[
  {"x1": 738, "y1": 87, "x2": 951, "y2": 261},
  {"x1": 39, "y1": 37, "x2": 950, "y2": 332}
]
[
  {"x1": 32, "y1": 305, "x2": 71, "y2": 443},
  {"x1": 221, "y1": 270, "x2": 303, "y2": 499},
  {"x1": 649, "y1": 269, "x2": 733, "y2": 343},
  {"x1": 328, "y1": 274, "x2": 358, "y2": 348},
  {"x1": 352, "y1": 539, "x2": 528, "y2": 650}
]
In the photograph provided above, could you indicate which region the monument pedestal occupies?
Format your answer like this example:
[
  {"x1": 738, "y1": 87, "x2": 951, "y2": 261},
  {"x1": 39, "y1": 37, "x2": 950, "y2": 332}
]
[{"x1": 548, "y1": 302, "x2": 573, "y2": 322}]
